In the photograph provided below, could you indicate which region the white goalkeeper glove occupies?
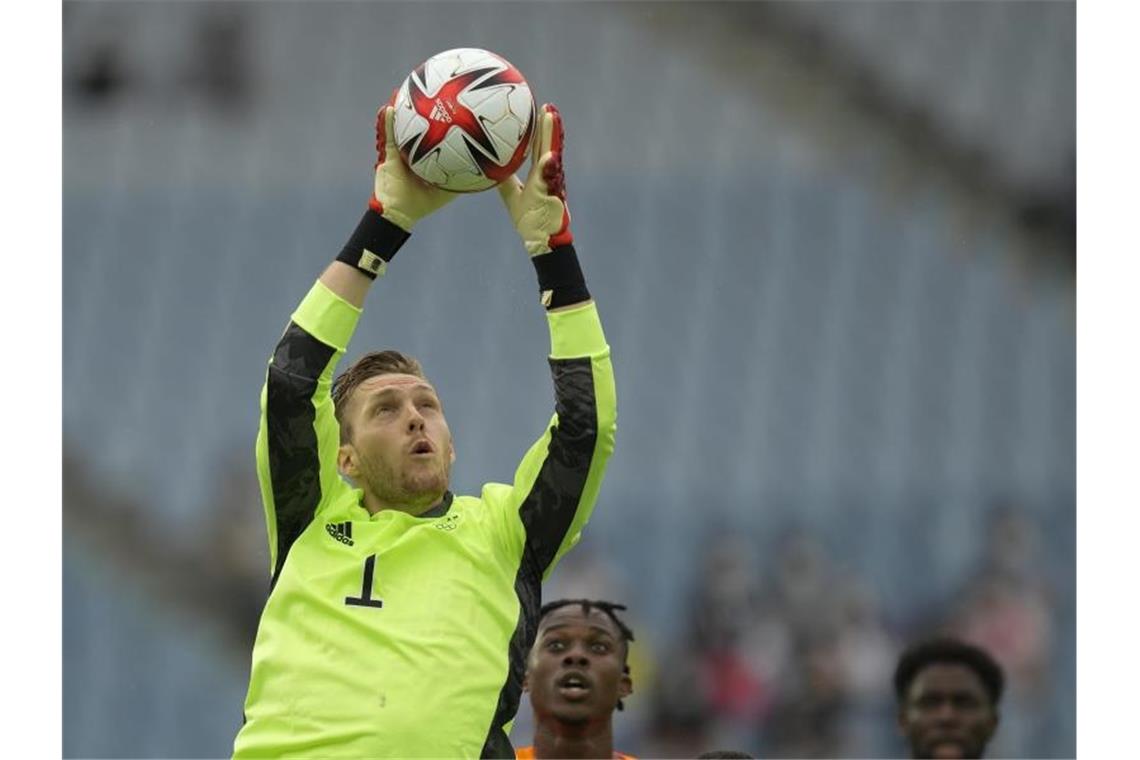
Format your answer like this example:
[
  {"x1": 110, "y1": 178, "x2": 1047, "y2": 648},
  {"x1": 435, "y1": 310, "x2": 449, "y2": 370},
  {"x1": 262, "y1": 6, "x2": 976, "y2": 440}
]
[
  {"x1": 497, "y1": 103, "x2": 589, "y2": 309},
  {"x1": 497, "y1": 103, "x2": 574, "y2": 255},
  {"x1": 370, "y1": 103, "x2": 456, "y2": 233}
]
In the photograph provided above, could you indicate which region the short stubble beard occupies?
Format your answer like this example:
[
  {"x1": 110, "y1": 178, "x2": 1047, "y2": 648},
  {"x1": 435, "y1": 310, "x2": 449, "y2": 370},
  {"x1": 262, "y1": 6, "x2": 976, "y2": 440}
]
[{"x1": 362, "y1": 451, "x2": 450, "y2": 512}]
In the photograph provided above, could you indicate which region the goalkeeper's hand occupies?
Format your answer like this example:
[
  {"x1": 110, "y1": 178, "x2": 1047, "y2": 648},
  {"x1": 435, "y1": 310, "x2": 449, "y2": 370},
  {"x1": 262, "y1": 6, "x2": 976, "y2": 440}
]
[
  {"x1": 369, "y1": 104, "x2": 455, "y2": 232},
  {"x1": 497, "y1": 103, "x2": 574, "y2": 256}
]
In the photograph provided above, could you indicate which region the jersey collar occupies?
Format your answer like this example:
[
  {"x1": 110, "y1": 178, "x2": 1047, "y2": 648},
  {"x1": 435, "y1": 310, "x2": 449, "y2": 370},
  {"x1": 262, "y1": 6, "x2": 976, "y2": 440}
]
[{"x1": 417, "y1": 490, "x2": 454, "y2": 519}]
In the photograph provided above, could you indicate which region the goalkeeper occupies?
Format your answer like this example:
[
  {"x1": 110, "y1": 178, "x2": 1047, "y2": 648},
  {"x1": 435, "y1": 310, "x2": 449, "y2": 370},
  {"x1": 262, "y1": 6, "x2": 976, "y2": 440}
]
[{"x1": 232, "y1": 100, "x2": 616, "y2": 758}]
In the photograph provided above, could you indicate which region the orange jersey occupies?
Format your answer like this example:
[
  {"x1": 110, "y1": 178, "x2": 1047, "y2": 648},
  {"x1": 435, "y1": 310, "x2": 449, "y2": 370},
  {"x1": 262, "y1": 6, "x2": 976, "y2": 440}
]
[{"x1": 515, "y1": 747, "x2": 635, "y2": 759}]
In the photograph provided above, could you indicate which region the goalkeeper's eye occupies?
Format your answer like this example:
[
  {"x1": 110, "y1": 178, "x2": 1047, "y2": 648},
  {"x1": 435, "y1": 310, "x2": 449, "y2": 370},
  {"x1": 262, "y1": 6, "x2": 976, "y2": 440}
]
[{"x1": 545, "y1": 639, "x2": 566, "y2": 653}]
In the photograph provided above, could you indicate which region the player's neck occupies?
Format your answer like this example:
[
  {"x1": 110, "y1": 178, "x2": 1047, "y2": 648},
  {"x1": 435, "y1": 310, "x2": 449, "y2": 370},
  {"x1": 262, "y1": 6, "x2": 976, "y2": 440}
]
[
  {"x1": 532, "y1": 718, "x2": 614, "y2": 759},
  {"x1": 362, "y1": 489, "x2": 446, "y2": 516}
]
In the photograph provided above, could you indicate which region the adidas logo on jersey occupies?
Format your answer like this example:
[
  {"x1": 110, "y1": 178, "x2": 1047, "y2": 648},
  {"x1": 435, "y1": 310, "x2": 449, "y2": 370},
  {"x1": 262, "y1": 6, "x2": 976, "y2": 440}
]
[{"x1": 326, "y1": 521, "x2": 354, "y2": 546}]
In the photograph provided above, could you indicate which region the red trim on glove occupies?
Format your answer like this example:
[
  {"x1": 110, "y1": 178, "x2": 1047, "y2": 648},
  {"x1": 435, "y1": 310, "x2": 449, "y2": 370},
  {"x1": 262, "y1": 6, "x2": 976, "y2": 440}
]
[
  {"x1": 549, "y1": 207, "x2": 573, "y2": 249},
  {"x1": 542, "y1": 104, "x2": 573, "y2": 248},
  {"x1": 370, "y1": 106, "x2": 389, "y2": 214},
  {"x1": 374, "y1": 107, "x2": 389, "y2": 168},
  {"x1": 546, "y1": 104, "x2": 563, "y2": 158},
  {"x1": 543, "y1": 105, "x2": 566, "y2": 200}
]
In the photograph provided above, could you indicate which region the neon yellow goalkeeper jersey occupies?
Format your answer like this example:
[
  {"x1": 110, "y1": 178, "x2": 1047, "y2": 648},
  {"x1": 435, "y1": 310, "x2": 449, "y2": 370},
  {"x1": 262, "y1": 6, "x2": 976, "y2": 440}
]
[{"x1": 233, "y1": 281, "x2": 616, "y2": 758}]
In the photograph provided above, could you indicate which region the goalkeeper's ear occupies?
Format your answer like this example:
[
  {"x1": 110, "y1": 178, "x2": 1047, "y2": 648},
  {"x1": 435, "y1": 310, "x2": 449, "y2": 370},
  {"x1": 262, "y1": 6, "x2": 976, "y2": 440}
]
[{"x1": 337, "y1": 442, "x2": 361, "y2": 481}]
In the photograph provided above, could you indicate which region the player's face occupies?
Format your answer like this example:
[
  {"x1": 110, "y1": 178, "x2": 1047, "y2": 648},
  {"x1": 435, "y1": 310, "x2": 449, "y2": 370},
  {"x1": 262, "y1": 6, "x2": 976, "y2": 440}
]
[
  {"x1": 898, "y1": 663, "x2": 998, "y2": 759},
  {"x1": 526, "y1": 606, "x2": 632, "y2": 727},
  {"x1": 339, "y1": 373, "x2": 454, "y2": 511}
]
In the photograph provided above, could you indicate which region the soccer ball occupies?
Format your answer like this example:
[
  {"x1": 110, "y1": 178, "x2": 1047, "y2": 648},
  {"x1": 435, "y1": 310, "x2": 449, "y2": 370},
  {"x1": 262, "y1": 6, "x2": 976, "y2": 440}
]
[{"x1": 392, "y1": 48, "x2": 536, "y2": 193}]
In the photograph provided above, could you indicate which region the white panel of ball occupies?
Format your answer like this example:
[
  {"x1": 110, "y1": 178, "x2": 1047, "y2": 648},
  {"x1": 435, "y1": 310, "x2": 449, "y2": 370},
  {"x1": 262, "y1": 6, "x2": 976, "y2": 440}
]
[{"x1": 507, "y1": 87, "x2": 533, "y2": 127}]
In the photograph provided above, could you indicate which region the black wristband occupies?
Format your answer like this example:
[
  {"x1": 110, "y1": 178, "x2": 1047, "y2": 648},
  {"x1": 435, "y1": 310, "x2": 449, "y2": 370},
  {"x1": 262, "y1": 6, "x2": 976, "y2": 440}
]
[
  {"x1": 531, "y1": 244, "x2": 591, "y2": 309},
  {"x1": 336, "y1": 208, "x2": 411, "y2": 279}
]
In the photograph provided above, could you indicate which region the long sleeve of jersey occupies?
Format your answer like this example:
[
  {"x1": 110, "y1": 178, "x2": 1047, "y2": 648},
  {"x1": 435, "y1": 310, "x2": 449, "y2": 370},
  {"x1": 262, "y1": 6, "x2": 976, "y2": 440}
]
[
  {"x1": 238, "y1": 285, "x2": 616, "y2": 759},
  {"x1": 255, "y1": 279, "x2": 361, "y2": 581},
  {"x1": 494, "y1": 300, "x2": 617, "y2": 580}
]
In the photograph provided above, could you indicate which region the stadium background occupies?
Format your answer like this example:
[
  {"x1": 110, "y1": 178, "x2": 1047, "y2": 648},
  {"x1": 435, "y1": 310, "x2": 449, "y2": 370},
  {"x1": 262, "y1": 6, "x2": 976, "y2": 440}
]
[{"x1": 62, "y1": 2, "x2": 1075, "y2": 757}]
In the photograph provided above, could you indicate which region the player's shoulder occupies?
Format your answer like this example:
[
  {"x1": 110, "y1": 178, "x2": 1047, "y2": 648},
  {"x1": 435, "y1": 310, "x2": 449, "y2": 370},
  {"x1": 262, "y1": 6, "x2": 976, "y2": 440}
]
[
  {"x1": 317, "y1": 484, "x2": 365, "y2": 521},
  {"x1": 512, "y1": 746, "x2": 632, "y2": 759},
  {"x1": 473, "y1": 482, "x2": 514, "y2": 506},
  {"x1": 449, "y1": 482, "x2": 516, "y2": 510},
  {"x1": 512, "y1": 749, "x2": 633, "y2": 759},
  {"x1": 448, "y1": 484, "x2": 515, "y2": 521},
  {"x1": 454, "y1": 484, "x2": 525, "y2": 547}
]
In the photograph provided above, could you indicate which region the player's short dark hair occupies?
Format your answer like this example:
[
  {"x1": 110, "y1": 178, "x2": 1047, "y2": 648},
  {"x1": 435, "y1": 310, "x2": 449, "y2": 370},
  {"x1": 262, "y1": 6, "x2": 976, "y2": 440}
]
[
  {"x1": 332, "y1": 350, "x2": 427, "y2": 442},
  {"x1": 893, "y1": 637, "x2": 1005, "y2": 706},
  {"x1": 538, "y1": 598, "x2": 635, "y2": 710}
]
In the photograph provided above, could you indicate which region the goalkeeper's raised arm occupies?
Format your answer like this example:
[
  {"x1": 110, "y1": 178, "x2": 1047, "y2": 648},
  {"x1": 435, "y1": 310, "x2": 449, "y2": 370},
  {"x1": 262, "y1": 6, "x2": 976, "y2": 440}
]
[
  {"x1": 234, "y1": 101, "x2": 616, "y2": 759},
  {"x1": 493, "y1": 103, "x2": 617, "y2": 579}
]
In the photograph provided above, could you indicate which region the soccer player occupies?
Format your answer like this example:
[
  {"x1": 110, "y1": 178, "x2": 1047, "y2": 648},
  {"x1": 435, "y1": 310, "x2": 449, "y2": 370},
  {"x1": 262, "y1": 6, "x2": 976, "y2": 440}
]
[
  {"x1": 516, "y1": 599, "x2": 636, "y2": 759},
  {"x1": 232, "y1": 100, "x2": 616, "y2": 758},
  {"x1": 894, "y1": 638, "x2": 1005, "y2": 759}
]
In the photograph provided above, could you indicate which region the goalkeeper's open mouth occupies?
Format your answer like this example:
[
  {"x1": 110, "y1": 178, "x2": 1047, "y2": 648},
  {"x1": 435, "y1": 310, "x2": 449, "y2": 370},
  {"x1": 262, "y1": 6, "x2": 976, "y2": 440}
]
[{"x1": 408, "y1": 439, "x2": 435, "y2": 457}]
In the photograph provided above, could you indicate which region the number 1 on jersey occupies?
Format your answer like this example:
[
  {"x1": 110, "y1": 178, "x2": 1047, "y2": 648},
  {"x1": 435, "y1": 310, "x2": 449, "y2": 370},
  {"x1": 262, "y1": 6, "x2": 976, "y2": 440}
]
[{"x1": 345, "y1": 554, "x2": 384, "y2": 609}]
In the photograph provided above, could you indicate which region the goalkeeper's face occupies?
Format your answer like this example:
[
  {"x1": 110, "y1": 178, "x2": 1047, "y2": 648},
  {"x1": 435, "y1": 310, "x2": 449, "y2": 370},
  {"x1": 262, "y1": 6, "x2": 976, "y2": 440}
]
[{"x1": 338, "y1": 373, "x2": 455, "y2": 512}]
